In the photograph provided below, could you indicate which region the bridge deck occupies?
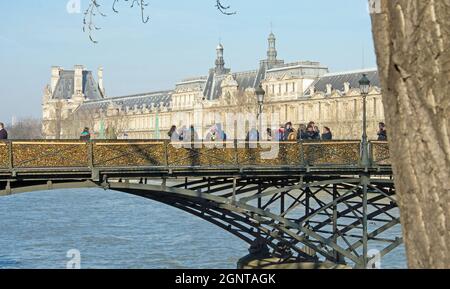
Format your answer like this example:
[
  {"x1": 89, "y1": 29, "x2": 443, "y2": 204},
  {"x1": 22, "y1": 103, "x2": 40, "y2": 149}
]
[{"x1": 0, "y1": 140, "x2": 391, "y2": 179}]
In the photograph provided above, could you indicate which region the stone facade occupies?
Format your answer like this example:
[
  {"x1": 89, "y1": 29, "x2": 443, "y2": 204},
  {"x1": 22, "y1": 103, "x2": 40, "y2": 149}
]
[{"x1": 42, "y1": 33, "x2": 384, "y2": 140}]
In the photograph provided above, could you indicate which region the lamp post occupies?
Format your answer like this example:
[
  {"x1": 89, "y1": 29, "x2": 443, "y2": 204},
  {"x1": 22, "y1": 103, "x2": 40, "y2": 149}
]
[
  {"x1": 255, "y1": 84, "x2": 266, "y2": 141},
  {"x1": 359, "y1": 74, "x2": 371, "y2": 167},
  {"x1": 358, "y1": 73, "x2": 371, "y2": 268}
]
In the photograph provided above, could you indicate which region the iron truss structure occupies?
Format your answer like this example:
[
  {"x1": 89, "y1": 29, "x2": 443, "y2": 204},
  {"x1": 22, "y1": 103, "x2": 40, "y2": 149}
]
[{"x1": 0, "y1": 140, "x2": 399, "y2": 268}]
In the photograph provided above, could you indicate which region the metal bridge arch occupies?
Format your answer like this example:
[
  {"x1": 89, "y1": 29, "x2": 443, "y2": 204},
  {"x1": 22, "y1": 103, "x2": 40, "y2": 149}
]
[{"x1": 0, "y1": 174, "x2": 401, "y2": 268}]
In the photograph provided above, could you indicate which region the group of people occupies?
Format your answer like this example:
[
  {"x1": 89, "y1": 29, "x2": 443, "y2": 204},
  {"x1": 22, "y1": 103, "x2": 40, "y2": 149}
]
[
  {"x1": 265, "y1": 121, "x2": 332, "y2": 142},
  {"x1": 168, "y1": 125, "x2": 200, "y2": 142},
  {"x1": 168, "y1": 122, "x2": 332, "y2": 142},
  {"x1": 76, "y1": 122, "x2": 388, "y2": 142}
]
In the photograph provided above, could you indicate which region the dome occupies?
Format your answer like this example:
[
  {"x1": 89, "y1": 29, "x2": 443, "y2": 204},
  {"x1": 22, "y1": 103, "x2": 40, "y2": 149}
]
[{"x1": 216, "y1": 43, "x2": 224, "y2": 50}]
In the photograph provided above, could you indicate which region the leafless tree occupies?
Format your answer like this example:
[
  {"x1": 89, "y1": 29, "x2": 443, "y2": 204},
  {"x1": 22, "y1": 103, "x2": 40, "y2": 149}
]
[
  {"x1": 7, "y1": 118, "x2": 43, "y2": 140},
  {"x1": 84, "y1": 0, "x2": 235, "y2": 43}
]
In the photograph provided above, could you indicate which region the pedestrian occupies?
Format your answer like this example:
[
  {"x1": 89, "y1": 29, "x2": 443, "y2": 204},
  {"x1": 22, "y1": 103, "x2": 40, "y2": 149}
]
[
  {"x1": 297, "y1": 124, "x2": 307, "y2": 141},
  {"x1": 0, "y1": 123, "x2": 8, "y2": 140},
  {"x1": 377, "y1": 122, "x2": 387, "y2": 141},
  {"x1": 278, "y1": 125, "x2": 285, "y2": 141},
  {"x1": 80, "y1": 127, "x2": 91, "y2": 141},
  {"x1": 314, "y1": 126, "x2": 321, "y2": 140},
  {"x1": 266, "y1": 128, "x2": 273, "y2": 141},
  {"x1": 283, "y1": 122, "x2": 296, "y2": 141},
  {"x1": 168, "y1": 125, "x2": 179, "y2": 141},
  {"x1": 321, "y1": 127, "x2": 333, "y2": 140},
  {"x1": 178, "y1": 126, "x2": 187, "y2": 141},
  {"x1": 304, "y1": 125, "x2": 317, "y2": 140},
  {"x1": 216, "y1": 124, "x2": 227, "y2": 141},
  {"x1": 206, "y1": 125, "x2": 222, "y2": 141}
]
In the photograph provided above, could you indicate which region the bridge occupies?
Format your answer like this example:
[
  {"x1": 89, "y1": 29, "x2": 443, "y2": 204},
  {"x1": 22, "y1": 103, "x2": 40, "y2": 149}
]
[{"x1": 0, "y1": 140, "x2": 400, "y2": 268}]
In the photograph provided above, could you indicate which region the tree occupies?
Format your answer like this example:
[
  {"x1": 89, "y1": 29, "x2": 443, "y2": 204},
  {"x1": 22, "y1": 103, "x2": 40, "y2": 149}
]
[
  {"x1": 84, "y1": 0, "x2": 235, "y2": 42},
  {"x1": 370, "y1": 0, "x2": 450, "y2": 268},
  {"x1": 7, "y1": 118, "x2": 43, "y2": 140}
]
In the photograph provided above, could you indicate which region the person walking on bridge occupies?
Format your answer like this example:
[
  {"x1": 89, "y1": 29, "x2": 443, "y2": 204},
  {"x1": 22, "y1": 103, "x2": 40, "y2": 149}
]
[
  {"x1": 168, "y1": 125, "x2": 180, "y2": 141},
  {"x1": 80, "y1": 127, "x2": 91, "y2": 141},
  {"x1": 283, "y1": 122, "x2": 295, "y2": 141},
  {"x1": 297, "y1": 124, "x2": 307, "y2": 141},
  {"x1": 0, "y1": 123, "x2": 8, "y2": 140},
  {"x1": 321, "y1": 127, "x2": 333, "y2": 140},
  {"x1": 377, "y1": 122, "x2": 388, "y2": 141}
]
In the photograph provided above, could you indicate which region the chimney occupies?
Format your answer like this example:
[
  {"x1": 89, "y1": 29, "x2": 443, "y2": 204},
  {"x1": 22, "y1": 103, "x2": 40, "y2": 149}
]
[
  {"x1": 51, "y1": 66, "x2": 62, "y2": 93},
  {"x1": 344, "y1": 82, "x2": 350, "y2": 94},
  {"x1": 98, "y1": 67, "x2": 105, "y2": 95},
  {"x1": 326, "y1": 83, "x2": 333, "y2": 95},
  {"x1": 74, "y1": 65, "x2": 84, "y2": 96}
]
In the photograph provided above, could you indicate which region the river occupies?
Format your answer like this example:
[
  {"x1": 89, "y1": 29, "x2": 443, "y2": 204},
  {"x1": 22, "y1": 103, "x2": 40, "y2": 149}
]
[{"x1": 0, "y1": 189, "x2": 407, "y2": 269}]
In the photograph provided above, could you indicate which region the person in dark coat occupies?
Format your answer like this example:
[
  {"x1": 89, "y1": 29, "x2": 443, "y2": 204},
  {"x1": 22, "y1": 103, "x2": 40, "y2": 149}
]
[
  {"x1": 0, "y1": 123, "x2": 8, "y2": 140},
  {"x1": 304, "y1": 125, "x2": 318, "y2": 140},
  {"x1": 297, "y1": 124, "x2": 307, "y2": 141},
  {"x1": 321, "y1": 127, "x2": 333, "y2": 140},
  {"x1": 313, "y1": 126, "x2": 321, "y2": 140},
  {"x1": 377, "y1": 122, "x2": 387, "y2": 141},
  {"x1": 80, "y1": 127, "x2": 91, "y2": 141},
  {"x1": 283, "y1": 122, "x2": 295, "y2": 141},
  {"x1": 266, "y1": 128, "x2": 273, "y2": 141}
]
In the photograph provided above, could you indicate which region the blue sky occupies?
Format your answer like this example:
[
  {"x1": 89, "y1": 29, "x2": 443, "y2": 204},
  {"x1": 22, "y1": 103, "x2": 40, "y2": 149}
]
[{"x1": 0, "y1": 0, "x2": 376, "y2": 121}]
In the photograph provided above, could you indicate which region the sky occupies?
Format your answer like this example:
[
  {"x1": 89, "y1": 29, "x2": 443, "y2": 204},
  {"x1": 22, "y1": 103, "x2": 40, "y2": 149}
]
[{"x1": 0, "y1": 0, "x2": 377, "y2": 122}]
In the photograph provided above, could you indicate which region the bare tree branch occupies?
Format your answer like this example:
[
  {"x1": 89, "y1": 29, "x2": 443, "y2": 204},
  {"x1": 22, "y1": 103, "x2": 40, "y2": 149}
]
[
  {"x1": 83, "y1": 0, "x2": 235, "y2": 43},
  {"x1": 216, "y1": 0, "x2": 236, "y2": 15}
]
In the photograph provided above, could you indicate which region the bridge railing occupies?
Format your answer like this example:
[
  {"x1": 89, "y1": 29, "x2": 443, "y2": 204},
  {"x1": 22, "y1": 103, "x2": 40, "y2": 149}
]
[
  {"x1": 0, "y1": 140, "x2": 391, "y2": 170},
  {"x1": 0, "y1": 142, "x2": 9, "y2": 169},
  {"x1": 370, "y1": 141, "x2": 391, "y2": 166}
]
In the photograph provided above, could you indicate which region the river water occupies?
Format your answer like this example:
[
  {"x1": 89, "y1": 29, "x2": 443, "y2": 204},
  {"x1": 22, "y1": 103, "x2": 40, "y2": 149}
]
[{"x1": 0, "y1": 189, "x2": 407, "y2": 269}]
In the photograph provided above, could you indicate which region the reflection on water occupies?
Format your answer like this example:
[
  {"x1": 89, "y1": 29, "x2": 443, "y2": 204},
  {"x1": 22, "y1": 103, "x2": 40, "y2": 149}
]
[{"x1": 0, "y1": 189, "x2": 407, "y2": 269}]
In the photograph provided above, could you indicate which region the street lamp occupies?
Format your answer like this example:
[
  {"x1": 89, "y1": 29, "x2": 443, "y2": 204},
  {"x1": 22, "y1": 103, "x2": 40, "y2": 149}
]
[
  {"x1": 255, "y1": 84, "x2": 266, "y2": 141},
  {"x1": 359, "y1": 74, "x2": 371, "y2": 167}
]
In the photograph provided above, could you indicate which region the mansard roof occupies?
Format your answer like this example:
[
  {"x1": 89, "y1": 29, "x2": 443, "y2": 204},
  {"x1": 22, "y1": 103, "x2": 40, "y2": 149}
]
[
  {"x1": 306, "y1": 68, "x2": 379, "y2": 95},
  {"x1": 76, "y1": 90, "x2": 172, "y2": 112},
  {"x1": 52, "y1": 70, "x2": 103, "y2": 100},
  {"x1": 203, "y1": 68, "x2": 266, "y2": 100}
]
